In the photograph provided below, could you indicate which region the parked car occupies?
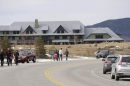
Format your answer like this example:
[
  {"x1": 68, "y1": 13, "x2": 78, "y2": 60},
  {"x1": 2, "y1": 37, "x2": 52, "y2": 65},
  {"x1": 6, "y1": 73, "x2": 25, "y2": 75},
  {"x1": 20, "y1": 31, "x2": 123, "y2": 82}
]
[
  {"x1": 102, "y1": 55, "x2": 117, "y2": 74},
  {"x1": 14, "y1": 50, "x2": 36, "y2": 63},
  {"x1": 94, "y1": 51, "x2": 100, "y2": 58},
  {"x1": 96, "y1": 50, "x2": 114, "y2": 59},
  {"x1": 111, "y1": 54, "x2": 130, "y2": 81}
]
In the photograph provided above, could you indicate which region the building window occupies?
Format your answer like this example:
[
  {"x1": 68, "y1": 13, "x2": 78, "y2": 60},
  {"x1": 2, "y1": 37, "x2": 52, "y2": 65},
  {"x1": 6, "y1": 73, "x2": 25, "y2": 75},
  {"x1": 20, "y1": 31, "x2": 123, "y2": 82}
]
[
  {"x1": 73, "y1": 30, "x2": 79, "y2": 33},
  {"x1": 6, "y1": 31, "x2": 9, "y2": 34},
  {"x1": 3, "y1": 31, "x2": 5, "y2": 34},
  {"x1": 17, "y1": 31, "x2": 19, "y2": 34},
  {"x1": 96, "y1": 35, "x2": 103, "y2": 39},
  {"x1": 19, "y1": 37, "x2": 21, "y2": 40},
  {"x1": 62, "y1": 36, "x2": 67, "y2": 39},
  {"x1": 70, "y1": 36, "x2": 74, "y2": 39},
  {"x1": 12, "y1": 37, "x2": 15, "y2": 40},
  {"x1": 31, "y1": 36, "x2": 34, "y2": 40},
  {"x1": 13, "y1": 31, "x2": 19, "y2": 34},
  {"x1": 78, "y1": 35, "x2": 82, "y2": 39},
  {"x1": 57, "y1": 30, "x2": 60, "y2": 33},
  {"x1": 26, "y1": 31, "x2": 29, "y2": 34},
  {"x1": 89, "y1": 41, "x2": 94, "y2": 44},
  {"x1": 30, "y1": 31, "x2": 33, "y2": 34},
  {"x1": 97, "y1": 41, "x2": 102, "y2": 43},
  {"x1": 61, "y1": 30, "x2": 64, "y2": 33},
  {"x1": 43, "y1": 31, "x2": 46, "y2": 34},
  {"x1": 13, "y1": 31, "x2": 16, "y2": 34},
  {"x1": 55, "y1": 36, "x2": 59, "y2": 39}
]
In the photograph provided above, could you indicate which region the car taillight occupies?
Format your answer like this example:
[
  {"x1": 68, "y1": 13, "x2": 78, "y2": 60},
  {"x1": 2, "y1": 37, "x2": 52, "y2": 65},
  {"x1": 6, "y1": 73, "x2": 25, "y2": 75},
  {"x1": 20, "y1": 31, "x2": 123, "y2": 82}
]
[
  {"x1": 105, "y1": 61, "x2": 110, "y2": 63},
  {"x1": 118, "y1": 57, "x2": 123, "y2": 65}
]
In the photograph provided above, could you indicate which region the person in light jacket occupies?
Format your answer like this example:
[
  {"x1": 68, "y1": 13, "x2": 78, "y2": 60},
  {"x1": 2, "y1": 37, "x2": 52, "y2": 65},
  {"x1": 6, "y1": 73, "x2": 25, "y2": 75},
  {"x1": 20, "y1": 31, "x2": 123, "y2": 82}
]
[
  {"x1": 59, "y1": 48, "x2": 63, "y2": 61},
  {"x1": 65, "y1": 49, "x2": 69, "y2": 61}
]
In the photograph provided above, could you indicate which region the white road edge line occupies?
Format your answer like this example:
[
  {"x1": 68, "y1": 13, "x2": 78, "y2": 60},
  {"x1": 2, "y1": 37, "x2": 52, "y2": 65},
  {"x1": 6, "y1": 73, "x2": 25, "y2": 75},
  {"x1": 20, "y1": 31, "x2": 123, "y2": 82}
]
[{"x1": 91, "y1": 67, "x2": 129, "y2": 86}]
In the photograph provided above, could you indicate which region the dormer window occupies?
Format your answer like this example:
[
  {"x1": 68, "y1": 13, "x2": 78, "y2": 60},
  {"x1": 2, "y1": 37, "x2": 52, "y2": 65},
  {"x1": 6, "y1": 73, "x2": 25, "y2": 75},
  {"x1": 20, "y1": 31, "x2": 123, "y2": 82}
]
[
  {"x1": 13, "y1": 31, "x2": 19, "y2": 34},
  {"x1": 61, "y1": 30, "x2": 64, "y2": 33},
  {"x1": 57, "y1": 30, "x2": 60, "y2": 33},
  {"x1": 54, "y1": 25, "x2": 68, "y2": 33},
  {"x1": 73, "y1": 30, "x2": 79, "y2": 33},
  {"x1": 30, "y1": 31, "x2": 33, "y2": 34},
  {"x1": 43, "y1": 30, "x2": 47, "y2": 34},
  {"x1": 23, "y1": 26, "x2": 36, "y2": 34},
  {"x1": 96, "y1": 35, "x2": 103, "y2": 39},
  {"x1": 72, "y1": 25, "x2": 80, "y2": 33},
  {"x1": 26, "y1": 31, "x2": 29, "y2": 34},
  {"x1": 2, "y1": 31, "x2": 9, "y2": 34}
]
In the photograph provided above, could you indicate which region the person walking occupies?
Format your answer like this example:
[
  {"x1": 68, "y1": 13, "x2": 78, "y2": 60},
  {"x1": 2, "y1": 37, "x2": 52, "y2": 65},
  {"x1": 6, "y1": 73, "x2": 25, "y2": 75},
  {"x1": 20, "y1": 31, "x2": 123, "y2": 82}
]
[
  {"x1": 54, "y1": 50, "x2": 58, "y2": 61},
  {"x1": 57, "y1": 49, "x2": 59, "y2": 61},
  {"x1": 0, "y1": 49, "x2": 4, "y2": 66},
  {"x1": 6, "y1": 48, "x2": 12, "y2": 66},
  {"x1": 59, "y1": 48, "x2": 63, "y2": 61},
  {"x1": 65, "y1": 49, "x2": 69, "y2": 61},
  {"x1": 14, "y1": 50, "x2": 19, "y2": 66}
]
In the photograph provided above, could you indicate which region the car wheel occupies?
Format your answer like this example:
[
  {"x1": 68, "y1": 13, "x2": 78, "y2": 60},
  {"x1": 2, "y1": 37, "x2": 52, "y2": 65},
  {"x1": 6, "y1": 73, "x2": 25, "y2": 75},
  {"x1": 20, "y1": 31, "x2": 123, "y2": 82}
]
[
  {"x1": 33, "y1": 57, "x2": 36, "y2": 63},
  {"x1": 22, "y1": 61, "x2": 25, "y2": 64},
  {"x1": 115, "y1": 73, "x2": 119, "y2": 81},
  {"x1": 103, "y1": 69, "x2": 106, "y2": 74},
  {"x1": 111, "y1": 72, "x2": 115, "y2": 79},
  {"x1": 27, "y1": 58, "x2": 29, "y2": 63}
]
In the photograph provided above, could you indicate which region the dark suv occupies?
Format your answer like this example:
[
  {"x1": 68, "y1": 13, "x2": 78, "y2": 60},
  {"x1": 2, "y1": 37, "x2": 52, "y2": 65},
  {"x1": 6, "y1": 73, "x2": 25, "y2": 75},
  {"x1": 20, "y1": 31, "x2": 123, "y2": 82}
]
[
  {"x1": 96, "y1": 50, "x2": 114, "y2": 59},
  {"x1": 14, "y1": 50, "x2": 36, "y2": 63},
  {"x1": 102, "y1": 55, "x2": 117, "y2": 74}
]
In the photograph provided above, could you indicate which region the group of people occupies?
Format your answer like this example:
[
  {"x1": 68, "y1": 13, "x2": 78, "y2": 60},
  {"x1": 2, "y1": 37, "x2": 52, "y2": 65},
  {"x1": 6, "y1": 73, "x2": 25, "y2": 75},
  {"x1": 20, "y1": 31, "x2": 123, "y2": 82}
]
[
  {"x1": 54, "y1": 48, "x2": 69, "y2": 61},
  {"x1": 0, "y1": 48, "x2": 19, "y2": 66}
]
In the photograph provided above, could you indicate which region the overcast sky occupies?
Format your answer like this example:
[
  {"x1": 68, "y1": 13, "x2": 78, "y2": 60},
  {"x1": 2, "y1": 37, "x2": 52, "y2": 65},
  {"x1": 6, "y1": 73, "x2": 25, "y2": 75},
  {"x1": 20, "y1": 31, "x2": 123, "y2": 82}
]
[{"x1": 0, "y1": 0, "x2": 130, "y2": 26}]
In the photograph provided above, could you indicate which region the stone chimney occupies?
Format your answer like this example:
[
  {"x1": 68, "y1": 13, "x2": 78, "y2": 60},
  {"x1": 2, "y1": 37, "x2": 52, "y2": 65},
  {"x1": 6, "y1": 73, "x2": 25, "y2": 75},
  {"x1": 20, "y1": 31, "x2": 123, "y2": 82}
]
[{"x1": 35, "y1": 19, "x2": 38, "y2": 28}]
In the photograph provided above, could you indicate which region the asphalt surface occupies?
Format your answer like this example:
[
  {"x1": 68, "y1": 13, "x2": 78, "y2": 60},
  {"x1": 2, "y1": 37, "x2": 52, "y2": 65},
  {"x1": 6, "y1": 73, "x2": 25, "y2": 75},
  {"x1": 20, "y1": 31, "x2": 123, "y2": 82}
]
[{"x1": 0, "y1": 59, "x2": 130, "y2": 86}]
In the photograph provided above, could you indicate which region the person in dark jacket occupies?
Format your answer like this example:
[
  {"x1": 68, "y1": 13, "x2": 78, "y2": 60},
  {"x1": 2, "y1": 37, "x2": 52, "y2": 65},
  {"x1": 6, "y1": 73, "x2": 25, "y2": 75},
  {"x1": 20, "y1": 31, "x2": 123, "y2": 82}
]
[
  {"x1": 6, "y1": 48, "x2": 12, "y2": 66},
  {"x1": 14, "y1": 50, "x2": 19, "y2": 66},
  {"x1": 57, "y1": 49, "x2": 59, "y2": 61},
  {"x1": 65, "y1": 49, "x2": 69, "y2": 61},
  {"x1": 0, "y1": 49, "x2": 4, "y2": 66}
]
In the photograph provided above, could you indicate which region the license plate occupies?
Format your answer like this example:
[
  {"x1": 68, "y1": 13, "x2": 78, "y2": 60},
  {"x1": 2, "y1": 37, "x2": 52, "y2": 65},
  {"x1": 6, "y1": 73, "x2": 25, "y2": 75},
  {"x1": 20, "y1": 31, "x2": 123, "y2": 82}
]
[{"x1": 18, "y1": 59, "x2": 21, "y2": 60}]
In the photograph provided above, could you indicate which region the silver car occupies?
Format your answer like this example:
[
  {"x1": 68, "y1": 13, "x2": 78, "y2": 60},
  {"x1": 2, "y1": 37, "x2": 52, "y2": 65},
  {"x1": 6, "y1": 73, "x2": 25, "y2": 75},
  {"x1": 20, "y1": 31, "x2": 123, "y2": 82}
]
[
  {"x1": 96, "y1": 50, "x2": 114, "y2": 59},
  {"x1": 111, "y1": 55, "x2": 130, "y2": 81}
]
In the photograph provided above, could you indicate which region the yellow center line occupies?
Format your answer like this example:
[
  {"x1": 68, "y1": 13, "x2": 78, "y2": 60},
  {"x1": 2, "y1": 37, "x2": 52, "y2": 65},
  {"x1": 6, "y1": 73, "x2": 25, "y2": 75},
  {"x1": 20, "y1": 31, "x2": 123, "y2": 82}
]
[
  {"x1": 44, "y1": 61, "x2": 100, "y2": 86},
  {"x1": 44, "y1": 64, "x2": 70, "y2": 86}
]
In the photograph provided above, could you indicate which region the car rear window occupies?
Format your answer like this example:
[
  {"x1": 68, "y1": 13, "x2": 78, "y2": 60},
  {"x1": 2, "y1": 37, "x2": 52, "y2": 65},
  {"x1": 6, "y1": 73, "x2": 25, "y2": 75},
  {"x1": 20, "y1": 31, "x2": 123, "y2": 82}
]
[
  {"x1": 100, "y1": 51, "x2": 106, "y2": 53},
  {"x1": 19, "y1": 51, "x2": 28, "y2": 55},
  {"x1": 107, "y1": 57, "x2": 117, "y2": 61},
  {"x1": 122, "y1": 57, "x2": 130, "y2": 62},
  {"x1": 109, "y1": 51, "x2": 114, "y2": 54}
]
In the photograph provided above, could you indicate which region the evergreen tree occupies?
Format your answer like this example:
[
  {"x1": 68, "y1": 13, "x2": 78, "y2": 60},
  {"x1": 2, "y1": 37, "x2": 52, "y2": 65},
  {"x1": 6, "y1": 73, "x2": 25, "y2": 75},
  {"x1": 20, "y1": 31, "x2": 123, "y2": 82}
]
[
  {"x1": 1, "y1": 35, "x2": 12, "y2": 53},
  {"x1": 35, "y1": 36, "x2": 46, "y2": 58}
]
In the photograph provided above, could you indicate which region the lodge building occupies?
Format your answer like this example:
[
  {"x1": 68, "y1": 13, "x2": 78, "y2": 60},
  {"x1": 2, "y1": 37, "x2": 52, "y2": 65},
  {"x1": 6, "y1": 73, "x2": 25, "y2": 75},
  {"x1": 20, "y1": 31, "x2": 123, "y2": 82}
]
[{"x1": 0, "y1": 19, "x2": 123, "y2": 45}]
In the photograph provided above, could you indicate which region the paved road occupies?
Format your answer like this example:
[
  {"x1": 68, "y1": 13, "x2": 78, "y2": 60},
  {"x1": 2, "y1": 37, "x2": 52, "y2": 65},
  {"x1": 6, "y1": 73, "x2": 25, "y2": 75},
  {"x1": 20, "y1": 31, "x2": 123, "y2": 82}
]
[{"x1": 0, "y1": 59, "x2": 130, "y2": 86}]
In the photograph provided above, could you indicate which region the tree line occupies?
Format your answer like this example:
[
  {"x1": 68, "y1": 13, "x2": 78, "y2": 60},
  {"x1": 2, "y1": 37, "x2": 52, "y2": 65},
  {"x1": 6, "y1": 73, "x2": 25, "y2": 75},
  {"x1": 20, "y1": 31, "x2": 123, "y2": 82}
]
[{"x1": 0, "y1": 35, "x2": 46, "y2": 58}]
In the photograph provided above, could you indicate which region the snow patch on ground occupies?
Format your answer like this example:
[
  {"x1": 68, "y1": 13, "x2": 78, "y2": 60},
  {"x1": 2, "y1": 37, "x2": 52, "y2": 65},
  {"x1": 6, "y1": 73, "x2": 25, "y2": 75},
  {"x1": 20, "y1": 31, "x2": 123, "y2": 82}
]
[
  {"x1": 3, "y1": 56, "x2": 95, "y2": 63},
  {"x1": 37, "y1": 56, "x2": 95, "y2": 62}
]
